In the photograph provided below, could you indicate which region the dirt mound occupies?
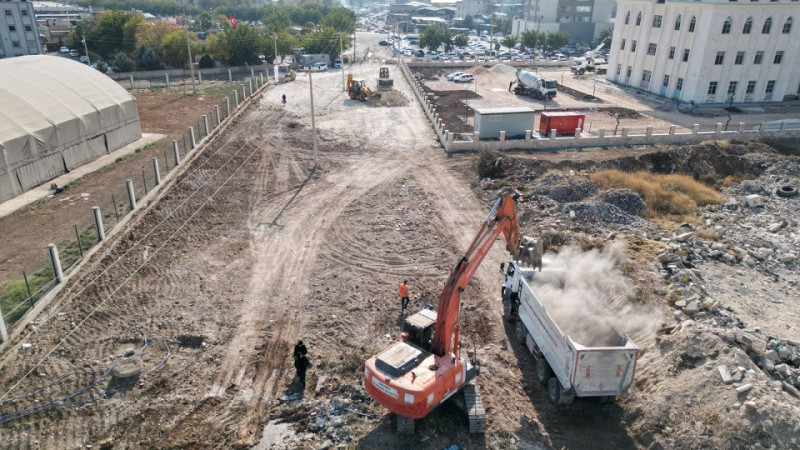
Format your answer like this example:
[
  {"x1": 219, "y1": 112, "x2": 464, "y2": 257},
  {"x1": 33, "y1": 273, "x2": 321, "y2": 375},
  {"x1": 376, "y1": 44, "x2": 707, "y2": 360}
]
[
  {"x1": 488, "y1": 63, "x2": 516, "y2": 74},
  {"x1": 469, "y1": 66, "x2": 490, "y2": 75},
  {"x1": 370, "y1": 90, "x2": 410, "y2": 107}
]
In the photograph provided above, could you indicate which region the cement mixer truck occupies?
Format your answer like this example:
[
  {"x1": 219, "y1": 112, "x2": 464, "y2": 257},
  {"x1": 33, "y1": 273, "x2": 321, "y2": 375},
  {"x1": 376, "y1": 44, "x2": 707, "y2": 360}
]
[{"x1": 514, "y1": 70, "x2": 558, "y2": 100}]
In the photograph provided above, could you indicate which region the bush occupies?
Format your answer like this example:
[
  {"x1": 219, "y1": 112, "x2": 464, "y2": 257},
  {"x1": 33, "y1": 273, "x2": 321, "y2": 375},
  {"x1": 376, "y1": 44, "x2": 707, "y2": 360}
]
[
  {"x1": 94, "y1": 60, "x2": 108, "y2": 74},
  {"x1": 135, "y1": 45, "x2": 164, "y2": 71},
  {"x1": 112, "y1": 53, "x2": 135, "y2": 73},
  {"x1": 198, "y1": 54, "x2": 214, "y2": 69},
  {"x1": 471, "y1": 149, "x2": 505, "y2": 179}
]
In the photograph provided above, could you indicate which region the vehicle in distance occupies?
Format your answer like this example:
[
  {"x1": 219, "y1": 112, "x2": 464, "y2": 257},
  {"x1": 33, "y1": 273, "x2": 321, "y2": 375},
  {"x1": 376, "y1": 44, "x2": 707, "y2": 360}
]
[
  {"x1": 446, "y1": 71, "x2": 466, "y2": 81},
  {"x1": 379, "y1": 40, "x2": 391, "y2": 46},
  {"x1": 333, "y1": 58, "x2": 342, "y2": 68},
  {"x1": 59, "y1": 46, "x2": 69, "y2": 54},
  {"x1": 79, "y1": 55, "x2": 88, "y2": 63},
  {"x1": 453, "y1": 73, "x2": 474, "y2": 83},
  {"x1": 69, "y1": 49, "x2": 79, "y2": 57},
  {"x1": 310, "y1": 62, "x2": 327, "y2": 72}
]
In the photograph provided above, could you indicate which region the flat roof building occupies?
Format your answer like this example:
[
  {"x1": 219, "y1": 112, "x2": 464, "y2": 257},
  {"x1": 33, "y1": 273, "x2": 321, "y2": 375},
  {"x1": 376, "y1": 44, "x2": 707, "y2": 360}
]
[{"x1": 1, "y1": 0, "x2": 43, "y2": 59}]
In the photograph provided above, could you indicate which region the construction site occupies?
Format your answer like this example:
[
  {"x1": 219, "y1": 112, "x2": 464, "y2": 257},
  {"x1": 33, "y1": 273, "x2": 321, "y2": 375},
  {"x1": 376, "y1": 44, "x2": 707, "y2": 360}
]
[{"x1": 1, "y1": 37, "x2": 800, "y2": 450}]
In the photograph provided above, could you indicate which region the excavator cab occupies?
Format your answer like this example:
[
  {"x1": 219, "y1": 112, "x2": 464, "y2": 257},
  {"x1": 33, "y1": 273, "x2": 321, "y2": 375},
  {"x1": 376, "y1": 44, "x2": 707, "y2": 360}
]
[
  {"x1": 403, "y1": 308, "x2": 436, "y2": 352},
  {"x1": 379, "y1": 67, "x2": 390, "y2": 79}
]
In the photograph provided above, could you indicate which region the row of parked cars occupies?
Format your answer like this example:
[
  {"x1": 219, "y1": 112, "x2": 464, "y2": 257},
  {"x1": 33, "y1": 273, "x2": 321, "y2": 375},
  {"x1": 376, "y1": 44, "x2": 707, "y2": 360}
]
[{"x1": 445, "y1": 71, "x2": 474, "y2": 83}]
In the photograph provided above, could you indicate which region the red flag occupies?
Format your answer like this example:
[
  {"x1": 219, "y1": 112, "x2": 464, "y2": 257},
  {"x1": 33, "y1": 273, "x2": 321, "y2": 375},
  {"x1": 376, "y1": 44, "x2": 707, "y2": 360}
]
[{"x1": 230, "y1": 15, "x2": 236, "y2": 27}]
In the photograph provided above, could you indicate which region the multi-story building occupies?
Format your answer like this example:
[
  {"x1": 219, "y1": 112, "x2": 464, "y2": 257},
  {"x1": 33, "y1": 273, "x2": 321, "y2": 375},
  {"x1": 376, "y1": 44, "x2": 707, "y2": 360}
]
[
  {"x1": 608, "y1": 0, "x2": 800, "y2": 104},
  {"x1": 512, "y1": 0, "x2": 617, "y2": 43},
  {"x1": 1, "y1": 0, "x2": 43, "y2": 58}
]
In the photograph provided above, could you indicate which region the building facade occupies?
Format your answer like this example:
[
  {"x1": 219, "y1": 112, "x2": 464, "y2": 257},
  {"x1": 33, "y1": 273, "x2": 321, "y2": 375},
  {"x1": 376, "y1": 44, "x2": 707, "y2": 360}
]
[
  {"x1": 1, "y1": 0, "x2": 43, "y2": 58},
  {"x1": 608, "y1": 0, "x2": 800, "y2": 104},
  {"x1": 512, "y1": 0, "x2": 617, "y2": 43}
]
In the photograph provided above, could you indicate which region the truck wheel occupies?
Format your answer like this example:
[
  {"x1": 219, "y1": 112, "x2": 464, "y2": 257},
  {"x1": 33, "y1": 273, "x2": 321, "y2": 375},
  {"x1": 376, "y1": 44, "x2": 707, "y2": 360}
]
[
  {"x1": 536, "y1": 356, "x2": 552, "y2": 385},
  {"x1": 547, "y1": 377, "x2": 574, "y2": 405},
  {"x1": 503, "y1": 297, "x2": 514, "y2": 322},
  {"x1": 597, "y1": 395, "x2": 616, "y2": 405},
  {"x1": 514, "y1": 319, "x2": 526, "y2": 343},
  {"x1": 578, "y1": 69, "x2": 585, "y2": 75}
]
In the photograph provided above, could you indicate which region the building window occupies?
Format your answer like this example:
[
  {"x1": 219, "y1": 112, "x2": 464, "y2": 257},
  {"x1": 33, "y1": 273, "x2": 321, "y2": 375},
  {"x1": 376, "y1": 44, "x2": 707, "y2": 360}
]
[
  {"x1": 24, "y1": 25, "x2": 31, "y2": 32},
  {"x1": 689, "y1": 16, "x2": 696, "y2": 32},
  {"x1": 735, "y1": 51, "x2": 745, "y2": 64},
  {"x1": 21, "y1": 10, "x2": 27, "y2": 16},
  {"x1": 3, "y1": 9, "x2": 11, "y2": 16},
  {"x1": 683, "y1": 48, "x2": 690, "y2": 61},
  {"x1": 642, "y1": 70, "x2": 652, "y2": 83},
  {"x1": 657, "y1": 0, "x2": 665, "y2": 3},
  {"x1": 617, "y1": 64, "x2": 622, "y2": 75},
  {"x1": 708, "y1": 82, "x2": 718, "y2": 95},
  {"x1": 783, "y1": 18, "x2": 793, "y2": 34},
  {"x1": 774, "y1": 51, "x2": 783, "y2": 64},
  {"x1": 648, "y1": 43, "x2": 657, "y2": 55},
  {"x1": 714, "y1": 51, "x2": 725, "y2": 64},
  {"x1": 746, "y1": 81, "x2": 756, "y2": 94},
  {"x1": 12, "y1": 41, "x2": 20, "y2": 48},
  {"x1": 27, "y1": 39, "x2": 35, "y2": 48},
  {"x1": 9, "y1": 25, "x2": 16, "y2": 32},
  {"x1": 728, "y1": 81, "x2": 738, "y2": 95},
  {"x1": 663, "y1": 75, "x2": 670, "y2": 87},
  {"x1": 765, "y1": 80, "x2": 775, "y2": 94},
  {"x1": 722, "y1": 18, "x2": 732, "y2": 34},
  {"x1": 626, "y1": 66, "x2": 632, "y2": 79},
  {"x1": 636, "y1": 12, "x2": 642, "y2": 26},
  {"x1": 762, "y1": 18, "x2": 772, "y2": 33},
  {"x1": 677, "y1": 78, "x2": 684, "y2": 90},
  {"x1": 632, "y1": 40, "x2": 637, "y2": 51},
  {"x1": 675, "y1": 15, "x2": 682, "y2": 30},
  {"x1": 743, "y1": 17, "x2": 752, "y2": 33},
  {"x1": 653, "y1": 15, "x2": 662, "y2": 28},
  {"x1": 625, "y1": 11, "x2": 630, "y2": 24},
  {"x1": 754, "y1": 51, "x2": 763, "y2": 64},
  {"x1": 669, "y1": 46, "x2": 675, "y2": 59},
  {"x1": 621, "y1": 39, "x2": 626, "y2": 50}
]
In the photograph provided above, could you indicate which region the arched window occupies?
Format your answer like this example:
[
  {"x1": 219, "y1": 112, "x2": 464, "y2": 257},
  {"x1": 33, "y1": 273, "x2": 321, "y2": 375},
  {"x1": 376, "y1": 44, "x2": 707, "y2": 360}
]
[
  {"x1": 743, "y1": 17, "x2": 752, "y2": 34},
  {"x1": 722, "y1": 17, "x2": 732, "y2": 34},
  {"x1": 783, "y1": 17, "x2": 793, "y2": 34},
  {"x1": 625, "y1": 11, "x2": 630, "y2": 24},
  {"x1": 762, "y1": 17, "x2": 772, "y2": 34},
  {"x1": 689, "y1": 16, "x2": 696, "y2": 32},
  {"x1": 675, "y1": 15, "x2": 682, "y2": 31},
  {"x1": 636, "y1": 12, "x2": 642, "y2": 26}
]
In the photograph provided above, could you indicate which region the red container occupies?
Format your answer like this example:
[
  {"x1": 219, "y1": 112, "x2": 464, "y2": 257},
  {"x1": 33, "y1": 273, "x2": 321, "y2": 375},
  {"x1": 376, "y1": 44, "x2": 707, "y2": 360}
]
[{"x1": 539, "y1": 112, "x2": 585, "y2": 136}]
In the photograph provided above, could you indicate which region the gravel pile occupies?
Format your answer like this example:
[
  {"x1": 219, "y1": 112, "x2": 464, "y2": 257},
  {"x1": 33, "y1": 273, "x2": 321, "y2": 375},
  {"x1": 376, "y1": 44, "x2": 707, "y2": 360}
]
[
  {"x1": 548, "y1": 179, "x2": 597, "y2": 203},
  {"x1": 600, "y1": 188, "x2": 646, "y2": 215},
  {"x1": 565, "y1": 202, "x2": 642, "y2": 225}
]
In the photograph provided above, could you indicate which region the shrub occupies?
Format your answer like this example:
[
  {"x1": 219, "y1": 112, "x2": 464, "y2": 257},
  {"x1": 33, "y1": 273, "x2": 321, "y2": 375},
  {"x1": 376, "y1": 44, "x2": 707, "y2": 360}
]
[
  {"x1": 112, "y1": 53, "x2": 135, "y2": 73},
  {"x1": 94, "y1": 60, "x2": 108, "y2": 74},
  {"x1": 135, "y1": 45, "x2": 164, "y2": 71},
  {"x1": 471, "y1": 149, "x2": 505, "y2": 179},
  {"x1": 198, "y1": 54, "x2": 215, "y2": 69}
]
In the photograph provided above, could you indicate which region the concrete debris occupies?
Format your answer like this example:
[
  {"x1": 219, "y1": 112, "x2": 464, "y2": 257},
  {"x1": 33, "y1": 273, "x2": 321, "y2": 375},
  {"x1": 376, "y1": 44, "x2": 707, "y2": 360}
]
[
  {"x1": 735, "y1": 384, "x2": 753, "y2": 394},
  {"x1": 744, "y1": 194, "x2": 765, "y2": 208},
  {"x1": 718, "y1": 365, "x2": 733, "y2": 384}
]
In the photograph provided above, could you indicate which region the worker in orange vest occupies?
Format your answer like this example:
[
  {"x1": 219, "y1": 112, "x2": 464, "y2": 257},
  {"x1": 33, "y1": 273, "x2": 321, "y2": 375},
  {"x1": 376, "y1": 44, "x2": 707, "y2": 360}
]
[{"x1": 399, "y1": 280, "x2": 410, "y2": 315}]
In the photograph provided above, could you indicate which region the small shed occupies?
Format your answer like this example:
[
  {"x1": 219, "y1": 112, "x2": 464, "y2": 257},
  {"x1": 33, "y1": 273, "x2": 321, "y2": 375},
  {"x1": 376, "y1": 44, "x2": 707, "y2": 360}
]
[{"x1": 473, "y1": 107, "x2": 535, "y2": 140}]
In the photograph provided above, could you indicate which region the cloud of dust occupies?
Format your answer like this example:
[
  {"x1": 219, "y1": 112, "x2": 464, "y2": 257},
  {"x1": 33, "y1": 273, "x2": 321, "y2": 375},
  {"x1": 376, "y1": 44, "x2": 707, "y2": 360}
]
[{"x1": 531, "y1": 242, "x2": 658, "y2": 347}]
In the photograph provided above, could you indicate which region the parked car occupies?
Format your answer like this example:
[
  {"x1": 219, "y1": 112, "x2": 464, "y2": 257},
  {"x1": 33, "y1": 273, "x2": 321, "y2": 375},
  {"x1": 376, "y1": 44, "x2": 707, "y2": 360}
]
[
  {"x1": 379, "y1": 40, "x2": 390, "y2": 46},
  {"x1": 333, "y1": 58, "x2": 342, "y2": 68},
  {"x1": 59, "y1": 46, "x2": 69, "y2": 54},
  {"x1": 69, "y1": 49, "x2": 79, "y2": 57},
  {"x1": 453, "y1": 73, "x2": 474, "y2": 83},
  {"x1": 415, "y1": 49, "x2": 425, "y2": 57},
  {"x1": 310, "y1": 62, "x2": 327, "y2": 71},
  {"x1": 447, "y1": 71, "x2": 466, "y2": 81},
  {"x1": 79, "y1": 55, "x2": 89, "y2": 63}
]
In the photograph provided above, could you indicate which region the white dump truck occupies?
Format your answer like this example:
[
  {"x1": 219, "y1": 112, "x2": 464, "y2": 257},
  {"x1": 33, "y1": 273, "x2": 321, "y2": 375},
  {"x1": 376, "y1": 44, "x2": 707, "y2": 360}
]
[
  {"x1": 513, "y1": 70, "x2": 558, "y2": 100},
  {"x1": 570, "y1": 56, "x2": 608, "y2": 75},
  {"x1": 501, "y1": 260, "x2": 639, "y2": 405}
]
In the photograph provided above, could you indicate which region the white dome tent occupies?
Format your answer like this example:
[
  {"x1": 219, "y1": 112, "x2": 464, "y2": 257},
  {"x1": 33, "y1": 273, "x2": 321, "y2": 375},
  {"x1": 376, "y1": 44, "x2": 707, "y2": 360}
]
[{"x1": 0, "y1": 55, "x2": 141, "y2": 202}]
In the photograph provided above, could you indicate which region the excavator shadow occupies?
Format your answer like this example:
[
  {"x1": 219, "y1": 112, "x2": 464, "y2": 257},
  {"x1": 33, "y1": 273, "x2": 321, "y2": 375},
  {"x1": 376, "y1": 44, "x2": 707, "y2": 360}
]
[
  {"x1": 502, "y1": 320, "x2": 637, "y2": 449},
  {"x1": 257, "y1": 166, "x2": 316, "y2": 229}
]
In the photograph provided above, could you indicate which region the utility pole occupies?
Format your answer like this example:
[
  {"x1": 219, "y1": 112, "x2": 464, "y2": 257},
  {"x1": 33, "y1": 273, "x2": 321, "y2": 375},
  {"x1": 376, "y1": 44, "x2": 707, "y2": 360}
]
[
  {"x1": 352, "y1": 31, "x2": 357, "y2": 67},
  {"x1": 82, "y1": 35, "x2": 90, "y2": 66},
  {"x1": 340, "y1": 33, "x2": 345, "y2": 91},
  {"x1": 273, "y1": 34, "x2": 279, "y2": 82},
  {"x1": 489, "y1": 4, "x2": 494, "y2": 57},
  {"x1": 181, "y1": 1, "x2": 196, "y2": 94},
  {"x1": 308, "y1": 69, "x2": 318, "y2": 169}
]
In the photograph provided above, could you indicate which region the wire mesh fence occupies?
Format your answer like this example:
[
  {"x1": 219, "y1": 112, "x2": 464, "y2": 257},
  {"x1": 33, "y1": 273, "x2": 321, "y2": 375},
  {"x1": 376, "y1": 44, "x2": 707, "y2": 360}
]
[{"x1": 0, "y1": 252, "x2": 56, "y2": 332}]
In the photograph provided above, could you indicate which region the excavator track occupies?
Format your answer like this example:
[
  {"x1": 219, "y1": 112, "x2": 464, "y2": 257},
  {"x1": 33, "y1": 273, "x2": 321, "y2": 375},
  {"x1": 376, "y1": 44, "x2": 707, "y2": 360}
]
[{"x1": 462, "y1": 383, "x2": 486, "y2": 434}]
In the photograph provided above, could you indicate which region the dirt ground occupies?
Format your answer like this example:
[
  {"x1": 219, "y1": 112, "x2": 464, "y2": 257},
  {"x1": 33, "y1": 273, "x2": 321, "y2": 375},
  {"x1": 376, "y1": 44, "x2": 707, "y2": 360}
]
[
  {"x1": 1, "y1": 46, "x2": 799, "y2": 450},
  {"x1": 0, "y1": 85, "x2": 231, "y2": 286}
]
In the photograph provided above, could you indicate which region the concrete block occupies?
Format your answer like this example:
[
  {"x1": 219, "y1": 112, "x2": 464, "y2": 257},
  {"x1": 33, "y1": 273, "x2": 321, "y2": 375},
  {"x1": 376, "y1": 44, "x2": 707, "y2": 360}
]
[
  {"x1": 646, "y1": 126, "x2": 653, "y2": 137},
  {"x1": 780, "y1": 122, "x2": 787, "y2": 132},
  {"x1": 499, "y1": 130, "x2": 506, "y2": 142},
  {"x1": 744, "y1": 194, "x2": 765, "y2": 207},
  {"x1": 735, "y1": 383, "x2": 753, "y2": 394},
  {"x1": 715, "y1": 123, "x2": 723, "y2": 133},
  {"x1": 738, "y1": 122, "x2": 745, "y2": 133},
  {"x1": 525, "y1": 130, "x2": 531, "y2": 141},
  {"x1": 669, "y1": 125, "x2": 676, "y2": 135},
  {"x1": 759, "y1": 122, "x2": 766, "y2": 132},
  {"x1": 622, "y1": 127, "x2": 629, "y2": 137},
  {"x1": 718, "y1": 365, "x2": 733, "y2": 384},
  {"x1": 575, "y1": 128, "x2": 581, "y2": 138},
  {"x1": 473, "y1": 132, "x2": 480, "y2": 141},
  {"x1": 550, "y1": 130, "x2": 556, "y2": 140},
  {"x1": 692, "y1": 124, "x2": 700, "y2": 134},
  {"x1": 597, "y1": 128, "x2": 605, "y2": 138}
]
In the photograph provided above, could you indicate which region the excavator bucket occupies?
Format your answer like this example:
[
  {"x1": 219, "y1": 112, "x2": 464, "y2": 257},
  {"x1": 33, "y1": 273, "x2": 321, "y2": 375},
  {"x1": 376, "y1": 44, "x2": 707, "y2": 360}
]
[{"x1": 517, "y1": 236, "x2": 543, "y2": 271}]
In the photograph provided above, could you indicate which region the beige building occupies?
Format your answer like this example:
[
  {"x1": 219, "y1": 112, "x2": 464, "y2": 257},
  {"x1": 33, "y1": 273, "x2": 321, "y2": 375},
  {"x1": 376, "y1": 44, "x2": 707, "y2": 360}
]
[
  {"x1": 1, "y1": 0, "x2": 43, "y2": 58},
  {"x1": 608, "y1": 0, "x2": 800, "y2": 104}
]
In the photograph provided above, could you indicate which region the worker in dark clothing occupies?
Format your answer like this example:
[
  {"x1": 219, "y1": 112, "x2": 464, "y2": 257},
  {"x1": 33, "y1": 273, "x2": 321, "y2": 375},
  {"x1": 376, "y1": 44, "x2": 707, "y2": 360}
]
[
  {"x1": 294, "y1": 340, "x2": 307, "y2": 358},
  {"x1": 295, "y1": 353, "x2": 311, "y2": 386},
  {"x1": 399, "y1": 280, "x2": 410, "y2": 315},
  {"x1": 509, "y1": 80, "x2": 515, "y2": 92},
  {"x1": 281, "y1": 93, "x2": 287, "y2": 106}
]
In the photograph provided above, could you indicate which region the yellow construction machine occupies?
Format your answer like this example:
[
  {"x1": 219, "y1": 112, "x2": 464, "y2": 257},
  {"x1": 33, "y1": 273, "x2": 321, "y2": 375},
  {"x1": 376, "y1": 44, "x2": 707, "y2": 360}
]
[
  {"x1": 377, "y1": 67, "x2": 394, "y2": 91},
  {"x1": 347, "y1": 73, "x2": 376, "y2": 102}
]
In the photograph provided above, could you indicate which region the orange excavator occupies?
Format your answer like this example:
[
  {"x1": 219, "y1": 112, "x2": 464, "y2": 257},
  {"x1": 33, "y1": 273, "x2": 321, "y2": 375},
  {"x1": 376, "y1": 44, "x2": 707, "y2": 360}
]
[{"x1": 364, "y1": 192, "x2": 529, "y2": 434}]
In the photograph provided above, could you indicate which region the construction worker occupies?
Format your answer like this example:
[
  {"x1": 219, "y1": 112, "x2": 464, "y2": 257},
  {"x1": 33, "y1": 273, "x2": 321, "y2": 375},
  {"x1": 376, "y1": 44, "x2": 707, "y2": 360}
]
[
  {"x1": 294, "y1": 353, "x2": 311, "y2": 387},
  {"x1": 294, "y1": 340, "x2": 307, "y2": 358},
  {"x1": 281, "y1": 93, "x2": 286, "y2": 106},
  {"x1": 399, "y1": 280, "x2": 410, "y2": 314}
]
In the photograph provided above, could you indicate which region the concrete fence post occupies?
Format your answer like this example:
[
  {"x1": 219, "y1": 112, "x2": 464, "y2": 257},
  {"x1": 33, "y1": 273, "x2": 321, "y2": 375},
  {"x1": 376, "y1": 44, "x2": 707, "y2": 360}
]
[
  {"x1": 172, "y1": 140, "x2": 181, "y2": 164},
  {"x1": 241, "y1": 84, "x2": 247, "y2": 99},
  {"x1": 129, "y1": 74, "x2": 134, "y2": 89},
  {"x1": 48, "y1": 243, "x2": 64, "y2": 284},
  {"x1": 165, "y1": 73, "x2": 170, "y2": 87},
  {"x1": 189, "y1": 127, "x2": 196, "y2": 149},
  {"x1": 622, "y1": 127, "x2": 630, "y2": 137},
  {"x1": 525, "y1": 130, "x2": 532, "y2": 141},
  {"x1": 737, "y1": 122, "x2": 745, "y2": 133},
  {"x1": 759, "y1": 122, "x2": 766, "y2": 133},
  {"x1": 646, "y1": 126, "x2": 653, "y2": 137},
  {"x1": 669, "y1": 125, "x2": 676, "y2": 135},
  {"x1": 499, "y1": 130, "x2": 506, "y2": 142},
  {"x1": 260, "y1": 73, "x2": 264, "y2": 86},
  {"x1": 203, "y1": 115, "x2": 210, "y2": 137},
  {"x1": 152, "y1": 157, "x2": 161, "y2": 186},
  {"x1": 780, "y1": 121, "x2": 787, "y2": 132},
  {"x1": 198, "y1": 71, "x2": 202, "y2": 82},
  {"x1": 234, "y1": 90, "x2": 239, "y2": 108},
  {"x1": 250, "y1": 67, "x2": 255, "y2": 81},
  {"x1": 0, "y1": 304, "x2": 8, "y2": 344},
  {"x1": 692, "y1": 124, "x2": 700, "y2": 134},
  {"x1": 249, "y1": 79, "x2": 253, "y2": 95},
  {"x1": 550, "y1": 130, "x2": 556, "y2": 140},
  {"x1": 715, "y1": 123, "x2": 723, "y2": 133},
  {"x1": 126, "y1": 179, "x2": 136, "y2": 210},
  {"x1": 598, "y1": 128, "x2": 606, "y2": 138},
  {"x1": 226, "y1": 97, "x2": 231, "y2": 117},
  {"x1": 92, "y1": 206, "x2": 105, "y2": 242},
  {"x1": 228, "y1": 68, "x2": 232, "y2": 82},
  {"x1": 473, "y1": 132, "x2": 480, "y2": 141},
  {"x1": 575, "y1": 128, "x2": 581, "y2": 138},
  {"x1": 214, "y1": 105, "x2": 221, "y2": 126}
]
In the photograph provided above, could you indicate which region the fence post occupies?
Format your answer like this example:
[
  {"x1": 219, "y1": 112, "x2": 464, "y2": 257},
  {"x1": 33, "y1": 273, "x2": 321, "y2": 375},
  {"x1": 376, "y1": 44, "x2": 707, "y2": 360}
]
[
  {"x1": 152, "y1": 157, "x2": 161, "y2": 186},
  {"x1": 23, "y1": 271, "x2": 33, "y2": 306},
  {"x1": 203, "y1": 115, "x2": 210, "y2": 137},
  {"x1": 172, "y1": 140, "x2": 181, "y2": 164},
  {"x1": 214, "y1": 105, "x2": 221, "y2": 126},
  {"x1": 129, "y1": 74, "x2": 134, "y2": 89},
  {"x1": 669, "y1": 125, "x2": 676, "y2": 135},
  {"x1": 598, "y1": 128, "x2": 606, "y2": 138},
  {"x1": 126, "y1": 179, "x2": 136, "y2": 210},
  {"x1": 234, "y1": 90, "x2": 239, "y2": 108},
  {"x1": 228, "y1": 68, "x2": 232, "y2": 82},
  {"x1": 0, "y1": 304, "x2": 8, "y2": 343},
  {"x1": 189, "y1": 126, "x2": 196, "y2": 149},
  {"x1": 241, "y1": 83, "x2": 247, "y2": 99},
  {"x1": 249, "y1": 79, "x2": 253, "y2": 95},
  {"x1": 48, "y1": 243, "x2": 64, "y2": 284},
  {"x1": 165, "y1": 72, "x2": 170, "y2": 87},
  {"x1": 226, "y1": 97, "x2": 231, "y2": 117},
  {"x1": 92, "y1": 206, "x2": 106, "y2": 241},
  {"x1": 198, "y1": 71, "x2": 202, "y2": 82}
]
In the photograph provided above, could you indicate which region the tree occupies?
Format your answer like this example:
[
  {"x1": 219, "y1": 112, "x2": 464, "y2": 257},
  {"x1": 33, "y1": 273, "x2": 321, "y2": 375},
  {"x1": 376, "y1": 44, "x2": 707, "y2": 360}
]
[
  {"x1": 214, "y1": 23, "x2": 264, "y2": 66},
  {"x1": 320, "y1": 7, "x2": 355, "y2": 34},
  {"x1": 596, "y1": 28, "x2": 613, "y2": 45},
  {"x1": 261, "y1": 5, "x2": 291, "y2": 34},
  {"x1": 462, "y1": 15, "x2": 474, "y2": 29},
  {"x1": 453, "y1": 34, "x2": 469, "y2": 47},
  {"x1": 419, "y1": 26, "x2": 452, "y2": 52},
  {"x1": 275, "y1": 32, "x2": 301, "y2": 63},
  {"x1": 502, "y1": 35, "x2": 517, "y2": 49},
  {"x1": 520, "y1": 30, "x2": 541, "y2": 51},
  {"x1": 94, "y1": 60, "x2": 109, "y2": 73},
  {"x1": 302, "y1": 27, "x2": 349, "y2": 63},
  {"x1": 161, "y1": 29, "x2": 200, "y2": 68},
  {"x1": 135, "y1": 45, "x2": 164, "y2": 70},
  {"x1": 199, "y1": 54, "x2": 215, "y2": 69},
  {"x1": 545, "y1": 31, "x2": 570, "y2": 51},
  {"x1": 87, "y1": 10, "x2": 140, "y2": 59},
  {"x1": 112, "y1": 53, "x2": 134, "y2": 72}
]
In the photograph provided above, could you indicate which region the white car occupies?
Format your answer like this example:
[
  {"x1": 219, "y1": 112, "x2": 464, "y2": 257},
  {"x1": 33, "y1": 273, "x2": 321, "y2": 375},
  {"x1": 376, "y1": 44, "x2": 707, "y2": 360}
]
[
  {"x1": 69, "y1": 49, "x2": 79, "y2": 57},
  {"x1": 447, "y1": 71, "x2": 466, "y2": 80},
  {"x1": 59, "y1": 46, "x2": 69, "y2": 54},
  {"x1": 453, "y1": 73, "x2": 474, "y2": 83},
  {"x1": 310, "y1": 62, "x2": 327, "y2": 71}
]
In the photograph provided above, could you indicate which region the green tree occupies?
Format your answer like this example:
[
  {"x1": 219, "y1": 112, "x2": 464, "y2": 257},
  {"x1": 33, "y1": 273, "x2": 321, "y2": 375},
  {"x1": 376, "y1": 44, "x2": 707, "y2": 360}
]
[
  {"x1": 87, "y1": 10, "x2": 140, "y2": 59},
  {"x1": 520, "y1": 30, "x2": 545, "y2": 51},
  {"x1": 261, "y1": 5, "x2": 291, "y2": 34},
  {"x1": 199, "y1": 54, "x2": 215, "y2": 69},
  {"x1": 596, "y1": 28, "x2": 613, "y2": 45},
  {"x1": 135, "y1": 45, "x2": 164, "y2": 70},
  {"x1": 275, "y1": 32, "x2": 301, "y2": 63},
  {"x1": 161, "y1": 29, "x2": 200, "y2": 68},
  {"x1": 112, "y1": 53, "x2": 134, "y2": 72},
  {"x1": 453, "y1": 34, "x2": 468, "y2": 47},
  {"x1": 320, "y1": 7, "x2": 355, "y2": 34},
  {"x1": 502, "y1": 35, "x2": 517, "y2": 49},
  {"x1": 419, "y1": 25, "x2": 452, "y2": 52},
  {"x1": 302, "y1": 26, "x2": 348, "y2": 63},
  {"x1": 215, "y1": 23, "x2": 265, "y2": 66},
  {"x1": 545, "y1": 31, "x2": 570, "y2": 51},
  {"x1": 462, "y1": 15, "x2": 474, "y2": 29}
]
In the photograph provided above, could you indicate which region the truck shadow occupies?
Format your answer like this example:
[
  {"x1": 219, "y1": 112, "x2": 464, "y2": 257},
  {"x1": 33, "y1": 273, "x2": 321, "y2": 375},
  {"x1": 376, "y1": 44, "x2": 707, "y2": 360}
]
[{"x1": 502, "y1": 319, "x2": 638, "y2": 450}]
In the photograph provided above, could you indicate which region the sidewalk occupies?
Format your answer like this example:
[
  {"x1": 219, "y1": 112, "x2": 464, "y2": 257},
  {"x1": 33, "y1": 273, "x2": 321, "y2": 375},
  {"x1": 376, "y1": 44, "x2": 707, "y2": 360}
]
[{"x1": 0, "y1": 133, "x2": 165, "y2": 220}]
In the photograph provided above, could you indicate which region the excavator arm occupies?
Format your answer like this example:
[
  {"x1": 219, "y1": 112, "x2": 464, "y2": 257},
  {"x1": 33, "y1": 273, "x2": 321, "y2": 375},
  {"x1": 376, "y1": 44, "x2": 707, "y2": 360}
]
[{"x1": 430, "y1": 192, "x2": 522, "y2": 356}]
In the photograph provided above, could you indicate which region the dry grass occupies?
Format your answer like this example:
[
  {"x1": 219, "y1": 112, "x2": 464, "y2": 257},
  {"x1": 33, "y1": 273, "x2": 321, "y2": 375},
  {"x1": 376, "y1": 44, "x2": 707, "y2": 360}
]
[{"x1": 590, "y1": 170, "x2": 726, "y2": 218}]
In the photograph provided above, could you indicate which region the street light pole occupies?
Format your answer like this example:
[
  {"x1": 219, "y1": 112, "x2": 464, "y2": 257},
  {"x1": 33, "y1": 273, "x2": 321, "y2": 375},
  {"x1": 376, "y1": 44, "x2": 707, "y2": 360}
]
[
  {"x1": 308, "y1": 69, "x2": 318, "y2": 169},
  {"x1": 81, "y1": 35, "x2": 90, "y2": 66},
  {"x1": 181, "y1": 1, "x2": 196, "y2": 94}
]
